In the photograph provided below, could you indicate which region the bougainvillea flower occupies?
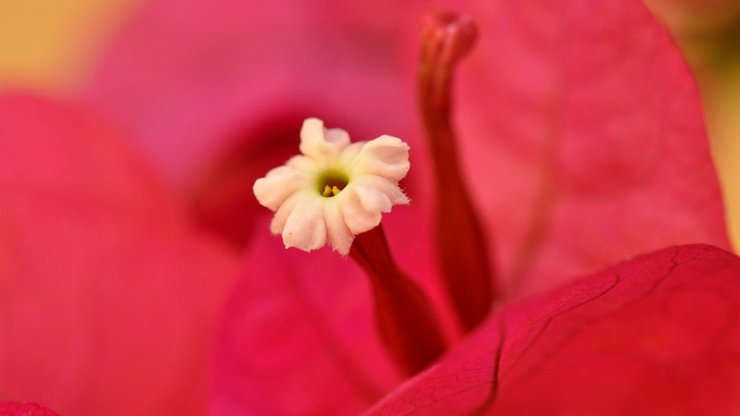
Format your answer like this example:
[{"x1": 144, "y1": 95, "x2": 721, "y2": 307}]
[
  {"x1": 78, "y1": 0, "x2": 737, "y2": 414},
  {"x1": 254, "y1": 118, "x2": 410, "y2": 254},
  {"x1": 0, "y1": 94, "x2": 239, "y2": 415}
]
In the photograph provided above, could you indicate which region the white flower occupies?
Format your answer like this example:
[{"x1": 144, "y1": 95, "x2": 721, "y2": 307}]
[{"x1": 253, "y1": 118, "x2": 410, "y2": 255}]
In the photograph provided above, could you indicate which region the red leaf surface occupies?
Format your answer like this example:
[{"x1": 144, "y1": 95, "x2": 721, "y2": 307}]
[
  {"x1": 0, "y1": 403, "x2": 58, "y2": 416},
  {"x1": 368, "y1": 244, "x2": 740, "y2": 415},
  {"x1": 0, "y1": 94, "x2": 239, "y2": 415}
]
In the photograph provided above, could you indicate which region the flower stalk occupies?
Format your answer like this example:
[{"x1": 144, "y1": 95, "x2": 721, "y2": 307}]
[{"x1": 350, "y1": 225, "x2": 447, "y2": 375}]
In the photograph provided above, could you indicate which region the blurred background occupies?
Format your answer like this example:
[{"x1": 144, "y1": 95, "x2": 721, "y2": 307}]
[{"x1": 1, "y1": 0, "x2": 738, "y2": 249}]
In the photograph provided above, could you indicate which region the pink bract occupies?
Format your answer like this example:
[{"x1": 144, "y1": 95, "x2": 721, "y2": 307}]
[
  {"x1": 369, "y1": 244, "x2": 740, "y2": 415},
  {"x1": 0, "y1": 402, "x2": 58, "y2": 416},
  {"x1": 0, "y1": 95, "x2": 239, "y2": 415},
  {"x1": 447, "y1": 0, "x2": 729, "y2": 296}
]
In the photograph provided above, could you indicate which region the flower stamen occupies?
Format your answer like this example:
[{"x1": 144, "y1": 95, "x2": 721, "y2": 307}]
[
  {"x1": 322, "y1": 185, "x2": 340, "y2": 197},
  {"x1": 317, "y1": 170, "x2": 348, "y2": 197}
]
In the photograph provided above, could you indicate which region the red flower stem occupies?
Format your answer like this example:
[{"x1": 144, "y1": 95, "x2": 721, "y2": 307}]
[
  {"x1": 418, "y1": 12, "x2": 497, "y2": 331},
  {"x1": 350, "y1": 225, "x2": 448, "y2": 375}
]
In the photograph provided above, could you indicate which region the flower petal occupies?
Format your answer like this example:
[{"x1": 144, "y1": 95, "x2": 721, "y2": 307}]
[
  {"x1": 323, "y1": 201, "x2": 355, "y2": 255},
  {"x1": 282, "y1": 196, "x2": 327, "y2": 251},
  {"x1": 300, "y1": 118, "x2": 352, "y2": 162},
  {"x1": 253, "y1": 165, "x2": 309, "y2": 211},
  {"x1": 353, "y1": 175, "x2": 410, "y2": 206},
  {"x1": 286, "y1": 154, "x2": 319, "y2": 172},
  {"x1": 339, "y1": 186, "x2": 383, "y2": 235},
  {"x1": 369, "y1": 244, "x2": 740, "y2": 415},
  {"x1": 325, "y1": 127, "x2": 352, "y2": 147},
  {"x1": 352, "y1": 183, "x2": 393, "y2": 213},
  {"x1": 347, "y1": 135, "x2": 410, "y2": 181}
]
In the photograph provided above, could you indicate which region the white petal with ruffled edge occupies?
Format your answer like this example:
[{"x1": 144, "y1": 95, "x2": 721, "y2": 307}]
[
  {"x1": 299, "y1": 118, "x2": 350, "y2": 161},
  {"x1": 346, "y1": 135, "x2": 410, "y2": 180},
  {"x1": 253, "y1": 165, "x2": 309, "y2": 211},
  {"x1": 322, "y1": 201, "x2": 355, "y2": 255},
  {"x1": 282, "y1": 196, "x2": 326, "y2": 251}
]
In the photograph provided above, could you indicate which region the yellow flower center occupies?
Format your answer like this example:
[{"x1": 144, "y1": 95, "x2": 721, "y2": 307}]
[{"x1": 317, "y1": 170, "x2": 348, "y2": 197}]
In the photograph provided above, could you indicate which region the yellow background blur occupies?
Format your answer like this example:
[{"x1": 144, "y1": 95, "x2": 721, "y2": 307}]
[
  {"x1": 0, "y1": 0, "x2": 138, "y2": 93},
  {"x1": 1, "y1": 0, "x2": 738, "y2": 249}
]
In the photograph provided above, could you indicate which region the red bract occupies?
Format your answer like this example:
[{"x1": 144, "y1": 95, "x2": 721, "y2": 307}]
[
  {"x1": 369, "y1": 244, "x2": 740, "y2": 415},
  {"x1": 0, "y1": 95, "x2": 239, "y2": 415},
  {"x1": 0, "y1": 402, "x2": 58, "y2": 416},
  {"x1": 449, "y1": 0, "x2": 729, "y2": 296}
]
